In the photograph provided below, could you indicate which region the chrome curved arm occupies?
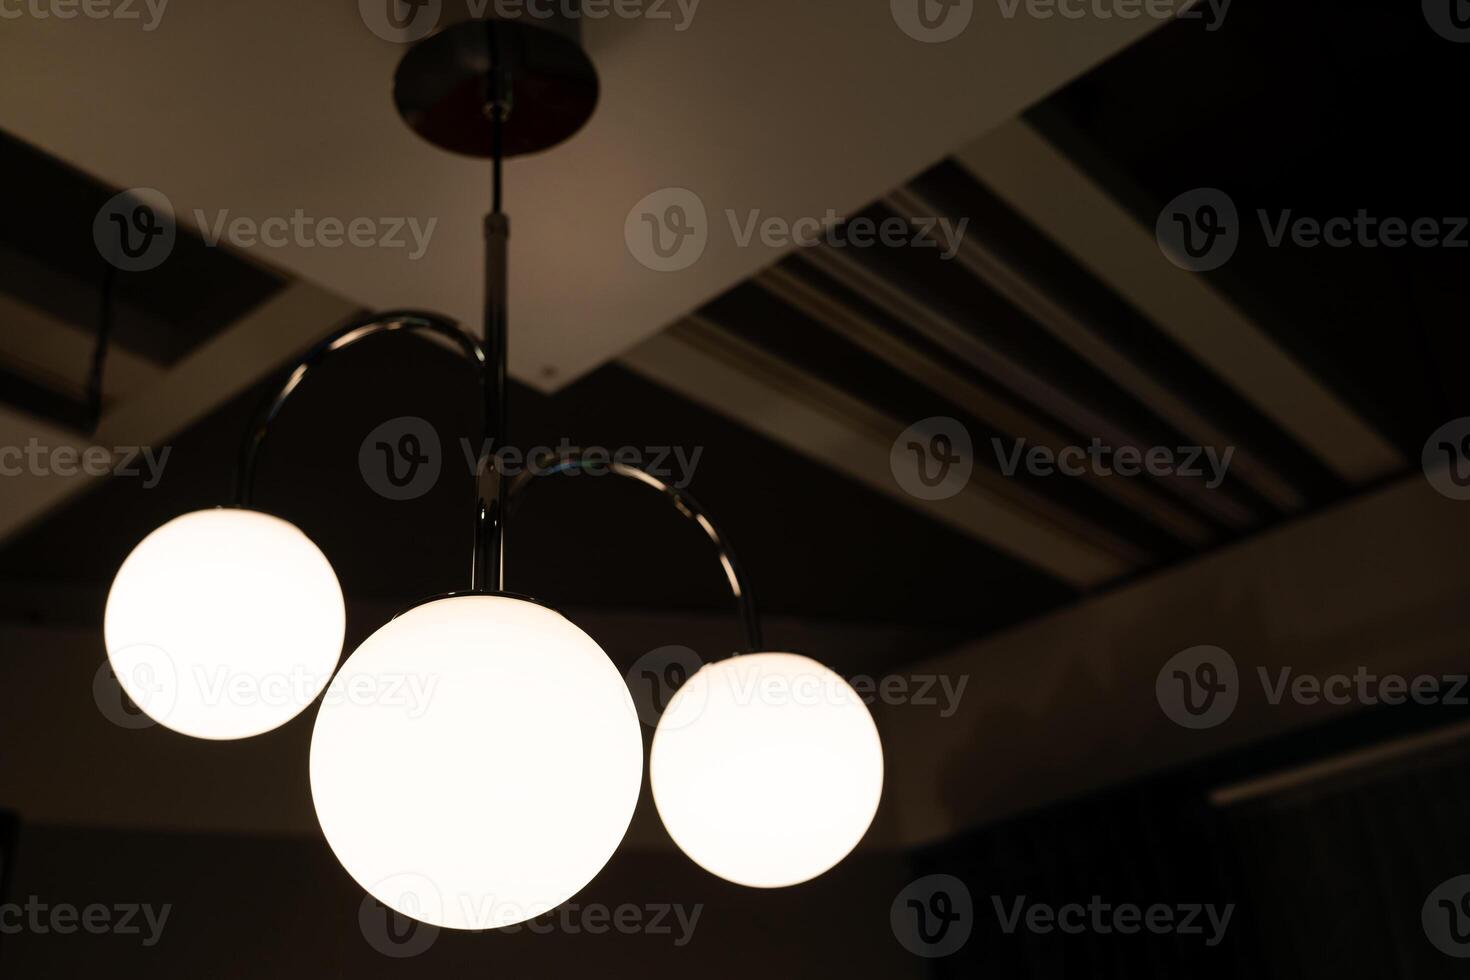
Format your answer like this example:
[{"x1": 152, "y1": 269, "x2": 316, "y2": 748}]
[
  {"x1": 233, "y1": 309, "x2": 505, "y2": 592},
  {"x1": 233, "y1": 315, "x2": 763, "y2": 651},
  {"x1": 239, "y1": 75, "x2": 516, "y2": 595},
  {"x1": 507, "y1": 450, "x2": 764, "y2": 654}
]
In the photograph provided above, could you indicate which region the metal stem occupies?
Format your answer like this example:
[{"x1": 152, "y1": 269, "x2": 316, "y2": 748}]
[
  {"x1": 230, "y1": 319, "x2": 763, "y2": 649},
  {"x1": 233, "y1": 22, "x2": 759, "y2": 647},
  {"x1": 477, "y1": 21, "x2": 511, "y2": 593}
]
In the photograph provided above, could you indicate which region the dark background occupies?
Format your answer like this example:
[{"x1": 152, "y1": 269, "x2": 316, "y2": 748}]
[{"x1": 4, "y1": 0, "x2": 1470, "y2": 976}]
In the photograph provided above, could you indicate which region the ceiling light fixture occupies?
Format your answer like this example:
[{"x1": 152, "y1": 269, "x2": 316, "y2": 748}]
[
  {"x1": 102, "y1": 4, "x2": 884, "y2": 927},
  {"x1": 105, "y1": 507, "x2": 344, "y2": 740},
  {"x1": 650, "y1": 652, "x2": 884, "y2": 889}
]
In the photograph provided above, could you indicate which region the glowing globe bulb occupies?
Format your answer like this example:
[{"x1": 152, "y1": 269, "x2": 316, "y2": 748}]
[
  {"x1": 308, "y1": 594, "x2": 643, "y2": 930},
  {"x1": 103, "y1": 508, "x2": 345, "y2": 740},
  {"x1": 650, "y1": 652, "x2": 884, "y2": 888}
]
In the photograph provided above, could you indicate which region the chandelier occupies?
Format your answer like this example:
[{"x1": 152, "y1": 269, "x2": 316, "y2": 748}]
[{"x1": 102, "y1": 4, "x2": 884, "y2": 930}]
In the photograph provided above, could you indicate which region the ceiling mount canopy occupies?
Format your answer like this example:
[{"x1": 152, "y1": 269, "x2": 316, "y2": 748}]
[{"x1": 392, "y1": 0, "x2": 600, "y2": 158}]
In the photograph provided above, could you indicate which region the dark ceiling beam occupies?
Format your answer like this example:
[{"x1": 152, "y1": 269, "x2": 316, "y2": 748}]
[
  {"x1": 621, "y1": 315, "x2": 1137, "y2": 588},
  {"x1": 799, "y1": 244, "x2": 1263, "y2": 530},
  {"x1": 884, "y1": 184, "x2": 1310, "y2": 514},
  {"x1": 955, "y1": 120, "x2": 1404, "y2": 484},
  {"x1": 756, "y1": 262, "x2": 1218, "y2": 548}
]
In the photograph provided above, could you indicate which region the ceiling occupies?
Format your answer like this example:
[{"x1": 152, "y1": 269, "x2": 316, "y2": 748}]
[
  {"x1": 0, "y1": 0, "x2": 1167, "y2": 388},
  {"x1": 3, "y1": 0, "x2": 1459, "y2": 653},
  {"x1": 0, "y1": 0, "x2": 1466, "y2": 848}
]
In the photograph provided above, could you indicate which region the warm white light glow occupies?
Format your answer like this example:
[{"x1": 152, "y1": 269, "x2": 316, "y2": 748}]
[
  {"x1": 650, "y1": 652, "x2": 884, "y2": 888},
  {"x1": 308, "y1": 594, "x2": 643, "y2": 930},
  {"x1": 104, "y1": 508, "x2": 345, "y2": 740}
]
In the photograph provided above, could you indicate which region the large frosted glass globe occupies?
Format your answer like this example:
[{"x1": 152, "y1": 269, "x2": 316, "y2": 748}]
[
  {"x1": 650, "y1": 652, "x2": 884, "y2": 888},
  {"x1": 309, "y1": 594, "x2": 643, "y2": 930},
  {"x1": 103, "y1": 508, "x2": 345, "y2": 740}
]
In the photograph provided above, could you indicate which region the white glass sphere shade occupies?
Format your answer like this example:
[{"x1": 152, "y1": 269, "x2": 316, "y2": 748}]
[
  {"x1": 103, "y1": 507, "x2": 346, "y2": 740},
  {"x1": 650, "y1": 652, "x2": 884, "y2": 888},
  {"x1": 308, "y1": 594, "x2": 643, "y2": 931}
]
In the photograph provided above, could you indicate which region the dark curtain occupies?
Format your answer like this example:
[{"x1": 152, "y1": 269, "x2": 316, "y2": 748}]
[{"x1": 912, "y1": 705, "x2": 1470, "y2": 978}]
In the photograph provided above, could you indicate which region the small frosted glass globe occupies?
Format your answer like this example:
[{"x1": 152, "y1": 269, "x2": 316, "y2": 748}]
[
  {"x1": 650, "y1": 652, "x2": 884, "y2": 888},
  {"x1": 309, "y1": 594, "x2": 643, "y2": 930},
  {"x1": 104, "y1": 508, "x2": 345, "y2": 740}
]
